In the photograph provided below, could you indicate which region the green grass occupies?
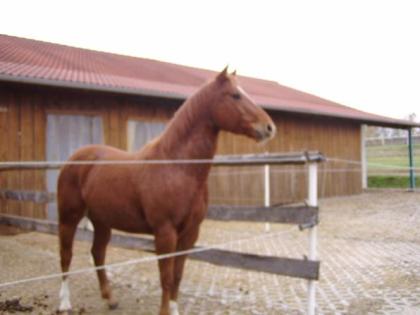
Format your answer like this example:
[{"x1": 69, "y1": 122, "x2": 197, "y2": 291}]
[
  {"x1": 368, "y1": 176, "x2": 419, "y2": 188},
  {"x1": 367, "y1": 143, "x2": 419, "y2": 188},
  {"x1": 367, "y1": 144, "x2": 420, "y2": 168}
]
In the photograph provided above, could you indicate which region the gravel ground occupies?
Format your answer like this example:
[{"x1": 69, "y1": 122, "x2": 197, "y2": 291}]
[{"x1": 0, "y1": 191, "x2": 419, "y2": 314}]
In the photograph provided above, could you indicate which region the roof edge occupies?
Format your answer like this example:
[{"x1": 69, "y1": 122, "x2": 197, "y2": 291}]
[{"x1": 0, "y1": 73, "x2": 188, "y2": 101}]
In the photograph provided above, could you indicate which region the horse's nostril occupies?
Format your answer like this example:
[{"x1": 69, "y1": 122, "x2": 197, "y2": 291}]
[{"x1": 266, "y1": 124, "x2": 273, "y2": 133}]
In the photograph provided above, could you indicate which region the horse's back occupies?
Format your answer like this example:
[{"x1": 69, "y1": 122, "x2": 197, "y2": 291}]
[
  {"x1": 58, "y1": 144, "x2": 131, "y2": 185},
  {"x1": 68, "y1": 144, "x2": 133, "y2": 162}
]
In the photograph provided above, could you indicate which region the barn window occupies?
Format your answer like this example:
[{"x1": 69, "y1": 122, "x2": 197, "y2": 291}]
[
  {"x1": 46, "y1": 114, "x2": 104, "y2": 220},
  {"x1": 127, "y1": 119, "x2": 166, "y2": 152}
]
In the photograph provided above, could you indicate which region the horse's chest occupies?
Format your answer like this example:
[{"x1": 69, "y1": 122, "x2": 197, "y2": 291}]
[
  {"x1": 139, "y1": 173, "x2": 206, "y2": 223},
  {"x1": 143, "y1": 178, "x2": 201, "y2": 209}
]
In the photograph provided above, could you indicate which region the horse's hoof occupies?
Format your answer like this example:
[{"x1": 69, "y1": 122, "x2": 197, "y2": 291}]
[{"x1": 108, "y1": 301, "x2": 119, "y2": 310}]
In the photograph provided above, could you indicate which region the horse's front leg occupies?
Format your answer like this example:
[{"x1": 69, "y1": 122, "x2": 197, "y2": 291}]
[
  {"x1": 169, "y1": 226, "x2": 200, "y2": 315},
  {"x1": 155, "y1": 224, "x2": 178, "y2": 315}
]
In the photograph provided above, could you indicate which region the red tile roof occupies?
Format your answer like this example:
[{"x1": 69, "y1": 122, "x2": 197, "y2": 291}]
[{"x1": 0, "y1": 34, "x2": 416, "y2": 127}]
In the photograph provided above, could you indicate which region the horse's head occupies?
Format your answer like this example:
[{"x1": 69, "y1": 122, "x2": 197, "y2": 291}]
[{"x1": 210, "y1": 67, "x2": 276, "y2": 142}]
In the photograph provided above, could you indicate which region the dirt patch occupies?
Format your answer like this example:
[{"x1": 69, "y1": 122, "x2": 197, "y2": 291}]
[{"x1": 0, "y1": 298, "x2": 33, "y2": 313}]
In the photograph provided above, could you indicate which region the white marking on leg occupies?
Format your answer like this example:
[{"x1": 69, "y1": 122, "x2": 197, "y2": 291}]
[
  {"x1": 86, "y1": 219, "x2": 94, "y2": 231},
  {"x1": 170, "y1": 300, "x2": 179, "y2": 315},
  {"x1": 59, "y1": 278, "x2": 72, "y2": 311}
]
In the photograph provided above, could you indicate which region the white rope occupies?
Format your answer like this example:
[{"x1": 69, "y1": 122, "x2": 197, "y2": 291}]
[{"x1": 0, "y1": 226, "x2": 295, "y2": 289}]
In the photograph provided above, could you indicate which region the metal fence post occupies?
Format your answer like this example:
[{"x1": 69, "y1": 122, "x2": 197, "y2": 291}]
[
  {"x1": 408, "y1": 128, "x2": 415, "y2": 190},
  {"x1": 307, "y1": 162, "x2": 318, "y2": 315}
]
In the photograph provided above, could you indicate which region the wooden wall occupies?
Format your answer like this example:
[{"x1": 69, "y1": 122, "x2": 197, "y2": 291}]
[
  {"x1": 0, "y1": 83, "x2": 362, "y2": 218},
  {"x1": 0, "y1": 84, "x2": 178, "y2": 218},
  {"x1": 210, "y1": 112, "x2": 362, "y2": 205},
  {"x1": 0, "y1": 86, "x2": 47, "y2": 218}
]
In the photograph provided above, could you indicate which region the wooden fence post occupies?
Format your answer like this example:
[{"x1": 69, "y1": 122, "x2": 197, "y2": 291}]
[
  {"x1": 307, "y1": 162, "x2": 318, "y2": 315},
  {"x1": 264, "y1": 163, "x2": 271, "y2": 232}
]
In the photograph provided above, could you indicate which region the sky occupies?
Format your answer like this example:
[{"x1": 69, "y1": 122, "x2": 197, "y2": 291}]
[{"x1": 1, "y1": 0, "x2": 419, "y2": 121}]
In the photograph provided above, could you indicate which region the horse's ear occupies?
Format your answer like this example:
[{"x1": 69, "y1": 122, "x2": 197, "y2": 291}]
[
  {"x1": 216, "y1": 66, "x2": 229, "y2": 83},
  {"x1": 231, "y1": 70, "x2": 237, "y2": 76}
]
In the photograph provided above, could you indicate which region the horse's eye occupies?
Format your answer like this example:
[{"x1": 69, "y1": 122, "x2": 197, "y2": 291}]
[{"x1": 231, "y1": 93, "x2": 241, "y2": 100}]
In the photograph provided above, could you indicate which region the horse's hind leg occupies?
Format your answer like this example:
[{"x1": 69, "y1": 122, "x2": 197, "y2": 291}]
[
  {"x1": 90, "y1": 222, "x2": 118, "y2": 309},
  {"x1": 57, "y1": 179, "x2": 86, "y2": 314},
  {"x1": 58, "y1": 213, "x2": 83, "y2": 314}
]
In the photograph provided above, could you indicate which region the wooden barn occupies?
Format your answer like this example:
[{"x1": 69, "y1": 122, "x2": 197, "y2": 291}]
[{"x1": 0, "y1": 34, "x2": 416, "y2": 220}]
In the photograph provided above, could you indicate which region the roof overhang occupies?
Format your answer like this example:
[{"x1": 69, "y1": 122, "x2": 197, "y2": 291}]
[
  {"x1": 261, "y1": 102, "x2": 420, "y2": 129},
  {"x1": 0, "y1": 73, "x2": 188, "y2": 101}
]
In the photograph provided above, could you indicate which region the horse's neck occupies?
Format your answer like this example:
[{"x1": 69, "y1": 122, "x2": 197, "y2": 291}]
[
  {"x1": 141, "y1": 94, "x2": 218, "y2": 182},
  {"x1": 158, "y1": 86, "x2": 219, "y2": 161},
  {"x1": 134, "y1": 83, "x2": 219, "y2": 184}
]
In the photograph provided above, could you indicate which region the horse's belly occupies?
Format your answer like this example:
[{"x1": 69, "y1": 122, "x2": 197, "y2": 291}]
[
  {"x1": 111, "y1": 219, "x2": 153, "y2": 234},
  {"x1": 85, "y1": 194, "x2": 152, "y2": 233}
]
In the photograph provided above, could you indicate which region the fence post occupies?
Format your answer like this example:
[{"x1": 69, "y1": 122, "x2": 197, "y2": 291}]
[
  {"x1": 264, "y1": 163, "x2": 271, "y2": 232},
  {"x1": 408, "y1": 128, "x2": 415, "y2": 190},
  {"x1": 361, "y1": 124, "x2": 368, "y2": 189},
  {"x1": 307, "y1": 162, "x2": 318, "y2": 315}
]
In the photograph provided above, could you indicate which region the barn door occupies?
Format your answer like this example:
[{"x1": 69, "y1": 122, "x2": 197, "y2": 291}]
[{"x1": 46, "y1": 114, "x2": 103, "y2": 221}]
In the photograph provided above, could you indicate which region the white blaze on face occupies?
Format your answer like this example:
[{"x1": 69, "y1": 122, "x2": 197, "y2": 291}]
[
  {"x1": 170, "y1": 300, "x2": 180, "y2": 315},
  {"x1": 59, "y1": 278, "x2": 72, "y2": 311}
]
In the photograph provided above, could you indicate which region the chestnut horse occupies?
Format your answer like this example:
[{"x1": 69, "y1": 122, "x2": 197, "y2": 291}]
[{"x1": 57, "y1": 67, "x2": 276, "y2": 315}]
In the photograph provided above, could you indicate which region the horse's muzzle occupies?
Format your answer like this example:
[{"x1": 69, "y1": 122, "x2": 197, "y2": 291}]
[{"x1": 254, "y1": 122, "x2": 276, "y2": 142}]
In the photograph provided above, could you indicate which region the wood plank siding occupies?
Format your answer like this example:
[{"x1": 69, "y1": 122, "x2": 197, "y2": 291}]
[
  {"x1": 0, "y1": 83, "x2": 362, "y2": 218},
  {"x1": 211, "y1": 112, "x2": 361, "y2": 205}
]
